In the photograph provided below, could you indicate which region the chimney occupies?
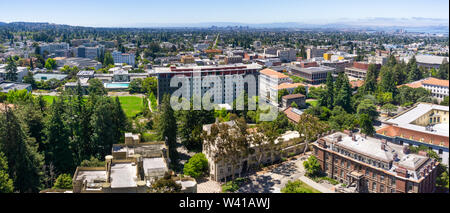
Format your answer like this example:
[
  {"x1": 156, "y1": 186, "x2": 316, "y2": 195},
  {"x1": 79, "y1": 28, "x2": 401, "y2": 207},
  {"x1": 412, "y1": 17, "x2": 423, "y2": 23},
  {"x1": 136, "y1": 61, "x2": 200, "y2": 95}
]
[
  {"x1": 105, "y1": 155, "x2": 114, "y2": 183},
  {"x1": 352, "y1": 135, "x2": 356, "y2": 142},
  {"x1": 381, "y1": 144, "x2": 386, "y2": 151}
]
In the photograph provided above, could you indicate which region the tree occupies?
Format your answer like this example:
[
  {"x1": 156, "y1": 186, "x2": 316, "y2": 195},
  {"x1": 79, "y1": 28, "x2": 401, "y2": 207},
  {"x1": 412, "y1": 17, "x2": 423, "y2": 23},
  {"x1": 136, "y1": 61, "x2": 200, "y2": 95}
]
[
  {"x1": 129, "y1": 78, "x2": 143, "y2": 93},
  {"x1": 202, "y1": 117, "x2": 249, "y2": 181},
  {"x1": 80, "y1": 156, "x2": 105, "y2": 167},
  {"x1": 438, "y1": 58, "x2": 449, "y2": 80},
  {"x1": 296, "y1": 114, "x2": 329, "y2": 154},
  {"x1": 178, "y1": 98, "x2": 215, "y2": 150},
  {"x1": 45, "y1": 97, "x2": 73, "y2": 174},
  {"x1": 357, "y1": 98, "x2": 378, "y2": 121},
  {"x1": 361, "y1": 64, "x2": 378, "y2": 94},
  {"x1": 378, "y1": 66, "x2": 398, "y2": 95},
  {"x1": 441, "y1": 96, "x2": 449, "y2": 106},
  {"x1": 329, "y1": 106, "x2": 358, "y2": 131},
  {"x1": 142, "y1": 77, "x2": 158, "y2": 95},
  {"x1": 381, "y1": 103, "x2": 397, "y2": 116},
  {"x1": 303, "y1": 155, "x2": 321, "y2": 177},
  {"x1": 334, "y1": 73, "x2": 352, "y2": 112},
  {"x1": 44, "y1": 58, "x2": 57, "y2": 70},
  {"x1": 23, "y1": 72, "x2": 37, "y2": 89},
  {"x1": 183, "y1": 153, "x2": 208, "y2": 179},
  {"x1": 0, "y1": 106, "x2": 44, "y2": 192},
  {"x1": 407, "y1": 56, "x2": 422, "y2": 82},
  {"x1": 87, "y1": 78, "x2": 107, "y2": 96},
  {"x1": 156, "y1": 94, "x2": 178, "y2": 161},
  {"x1": 293, "y1": 85, "x2": 306, "y2": 95},
  {"x1": 320, "y1": 72, "x2": 334, "y2": 109},
  {"x1": 278, "y1": 89, "x2": 289, "y2": 103},
  {"x1": 90, "y1": 97, "x2": 116, "y2": 159},
  {"x1": 52, "y1": 173, "x2": 72, "y2": 189},
  {"x1": 103, "y1": 51, "x2": 114, "y2": 67},
  {"x1": 0, "y1": 152, "x2": 14, "y2": 193},
  {"x1": 359, "y1": 113, "x2": 375, "y2": 136},
  {"x1": 281, "y1": 180, "x2": 318, "y2": 193},
  {"x1": 5, "y1": 57, "x2": 18, "y2": 82}
]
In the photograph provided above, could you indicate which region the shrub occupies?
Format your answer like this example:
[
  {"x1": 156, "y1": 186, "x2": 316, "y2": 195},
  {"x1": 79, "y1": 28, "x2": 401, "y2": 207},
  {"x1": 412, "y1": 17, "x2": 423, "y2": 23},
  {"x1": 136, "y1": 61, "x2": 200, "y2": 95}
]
[
  {"x1": 303, "y1": 155, "x2": 321, "y2": 177},
  {"x1": 53, "y1": 174, "x2": 73, "y2": 189},
  {"x1": 183, "y1": 153, "x2": 208, "y2": 179}
]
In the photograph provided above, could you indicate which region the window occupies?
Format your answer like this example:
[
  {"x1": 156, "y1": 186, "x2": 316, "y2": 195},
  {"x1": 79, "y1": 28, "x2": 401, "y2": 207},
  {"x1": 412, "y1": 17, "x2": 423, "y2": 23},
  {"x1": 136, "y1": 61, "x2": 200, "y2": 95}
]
[
  {"x1": 408, "y1": 182, "x2": 413, "y2": 192},
  {"x1": 340, "y1": 170, "x2": 344, "y2": 178},
  {"x1": 391, "y1": 177, "x2": 396, "y2": 185},
  {"x1": 391, "y1": 188, "x2": 396, "y2": 193},
  {"x1": 372, "y1": 182, "x2": 377, "y2": 191},
  {"x1": 372, "y1": 172, "x2": 377, "y2": 180},
  {"x1": 380, "y1": 185, "x2": 384, "y2": 193},
  {"x1": 341, "y1": 160, "x2": 345, "y2": 167},
  {"x1": 365, "y1": 169, "x2": 369, "y2": 176},
  {"x1": 381, "y1": 175, "x2": 385, "y2": 182},
  {"x1": 347, "y1": 161, "x2": 350, "y2": 169}
]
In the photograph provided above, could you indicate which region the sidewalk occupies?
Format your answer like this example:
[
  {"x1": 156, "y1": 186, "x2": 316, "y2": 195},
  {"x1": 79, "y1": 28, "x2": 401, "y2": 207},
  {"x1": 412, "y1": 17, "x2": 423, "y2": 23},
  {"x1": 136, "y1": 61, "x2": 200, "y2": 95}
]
[{"x1": 299, "y1": 176, "x2": 335, "y2": 193}]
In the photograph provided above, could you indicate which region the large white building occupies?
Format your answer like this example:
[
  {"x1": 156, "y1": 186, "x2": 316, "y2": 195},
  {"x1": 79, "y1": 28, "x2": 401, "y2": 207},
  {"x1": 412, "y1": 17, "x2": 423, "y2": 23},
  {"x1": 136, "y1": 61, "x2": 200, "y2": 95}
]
[
  {"x1": 401, "y1": 77, "x2": 449, "y2": 101},
  {"x1": 154, "y1": 63, "x2": 262, "y2": 105},
  {"x1": 259, "y1": 68, "x2": 291, "y2": 102},
  {"x1": 39, "y1": 42, "x2": 70, "y2": 57},
  {"x1": 0, "y1": 64, "x2": 29, "y2": 82},
  {"x1": 112, "y1": 51, "x2": 136, "y2": 67}
]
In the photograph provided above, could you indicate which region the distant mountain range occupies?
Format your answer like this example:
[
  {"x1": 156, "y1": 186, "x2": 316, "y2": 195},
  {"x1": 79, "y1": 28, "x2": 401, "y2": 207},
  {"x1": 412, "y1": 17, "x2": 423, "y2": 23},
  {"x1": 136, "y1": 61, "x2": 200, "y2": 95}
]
[
  {"x1": 0, "y1": 17, "x2": 448, "y2": 33},
  {"x1": 127, "y1": 17, "x2": 449, "y2": 29}
]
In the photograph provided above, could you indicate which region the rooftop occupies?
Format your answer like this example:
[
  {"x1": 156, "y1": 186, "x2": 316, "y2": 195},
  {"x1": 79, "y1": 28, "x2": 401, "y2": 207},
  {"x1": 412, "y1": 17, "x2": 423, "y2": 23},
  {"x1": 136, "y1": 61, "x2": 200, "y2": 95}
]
[
  {"x1": 319, "y1": 132, "x2": 435, "y2": 181},
  {"x1": 110, "y1": 162, "x2": 138, "y2": 188},
  {"x1": 386, "y1": 103, "x2": 449, "y2": 137},
  {"x1": 260, "y1": 68, "x2": 289, "y2": 79}
]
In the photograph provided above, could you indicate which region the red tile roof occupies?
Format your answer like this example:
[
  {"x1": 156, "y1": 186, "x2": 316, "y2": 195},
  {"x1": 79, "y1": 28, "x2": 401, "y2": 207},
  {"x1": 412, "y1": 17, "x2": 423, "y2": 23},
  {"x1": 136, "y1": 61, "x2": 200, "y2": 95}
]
[
  {"x1": 283, "y1": 107, "x2": 301, "y2": 124},
  {"x1": 377, "y1": 125, "x2": 449, "y2": 148}
]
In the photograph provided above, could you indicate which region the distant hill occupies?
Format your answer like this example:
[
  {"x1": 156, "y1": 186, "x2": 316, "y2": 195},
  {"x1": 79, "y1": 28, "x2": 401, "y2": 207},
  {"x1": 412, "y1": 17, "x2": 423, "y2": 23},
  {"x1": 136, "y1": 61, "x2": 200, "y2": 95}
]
[{"x1": 0, "y1": 18, "x2": 448, "y2": 33}]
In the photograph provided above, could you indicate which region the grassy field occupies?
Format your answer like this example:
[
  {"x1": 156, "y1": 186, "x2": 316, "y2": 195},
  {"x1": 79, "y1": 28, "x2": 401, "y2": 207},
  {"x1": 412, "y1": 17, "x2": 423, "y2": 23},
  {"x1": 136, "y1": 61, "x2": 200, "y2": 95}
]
[
  {"x1": 37, "y1": 95, "x2": 144, "y2": 118},
  {"x1": 117, "y1": 96, "x2": 144, "y2": 117},
  {"x1": 281, "y1": 180, "x2": 321, "y2": 193},
  {"x1": 306, "y1": 99, "x2": 319, "y2": 107}
]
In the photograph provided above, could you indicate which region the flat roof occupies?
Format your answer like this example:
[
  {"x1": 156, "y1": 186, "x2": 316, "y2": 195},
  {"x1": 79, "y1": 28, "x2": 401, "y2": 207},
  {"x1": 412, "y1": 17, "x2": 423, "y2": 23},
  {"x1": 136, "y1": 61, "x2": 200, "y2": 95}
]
[
  {"x1": 110, "y1": 163, "x2": 137, "y2": 188},
  {"x1": 321, "y1": 132, "x2": 432, "y2": 180},
  {"x1": 386, "y1": 103, "x2": 449, "y2": 137}
]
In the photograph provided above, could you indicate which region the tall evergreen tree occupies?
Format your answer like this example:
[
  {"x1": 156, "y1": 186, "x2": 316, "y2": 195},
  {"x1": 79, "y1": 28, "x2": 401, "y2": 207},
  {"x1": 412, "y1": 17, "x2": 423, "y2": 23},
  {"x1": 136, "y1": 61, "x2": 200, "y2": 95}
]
[
  {"x1": 361, "y1": 64, "x2": 378, "y2": 94},
  {"x1": 156, "y1": 94, "x2": 178, "y2": 161},
  {"x1": 378, "y1": 66, "x2": 398, "y2": 95},
  {"x1": 323, "y1": 72, "x2": 334, "y2": 109},
  {"x1": 334, "y1": 73, "x2": 352, "y2": 112},
  {"x1": 438, "y1": 58, "x2": 449, "y2": 80},
  {"x1": 90, "y1": 97, "x2": 115, "y2": 159},
  {"x1": 0, "y1": 106, "x2": 44, "y2": 192},
  {"x1": 0, "y1": 152, "x2": 14, "y2": 193},
  {"x1": 5, "y1": 57, "x2": 18, "y2": 82},
  {"x1": 45, "y1": 97, "x2": 73, "y2": 174},
  {"x1": 407, "y1": 56, "x2": 422, "y2": 82}
]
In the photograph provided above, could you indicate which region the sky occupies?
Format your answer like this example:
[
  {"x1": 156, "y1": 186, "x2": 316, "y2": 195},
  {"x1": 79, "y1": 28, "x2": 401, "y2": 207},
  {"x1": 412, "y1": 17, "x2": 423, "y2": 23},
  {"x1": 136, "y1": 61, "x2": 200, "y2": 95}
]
[{"x1": 0, "y1": 0, "x2": 449, "y2": 27}]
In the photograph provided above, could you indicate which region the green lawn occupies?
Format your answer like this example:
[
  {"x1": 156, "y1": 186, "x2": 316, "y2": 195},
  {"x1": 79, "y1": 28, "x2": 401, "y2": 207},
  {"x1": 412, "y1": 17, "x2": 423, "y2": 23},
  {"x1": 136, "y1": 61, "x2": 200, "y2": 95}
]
[
  {"x1": 281, "y1": 180, "x2": 321, "y2": 193},
  {"x1": 40, "y1": 95, "x2": 56, "y2": 104},
  {"x1": 37, "y1": 95, "x2": 144, "y2": 118},
  {"x1": 118, "y1": 96, "x2": 144, "y2": 117},
  {"x1": 306, "y1": 99, "x2": 319, "y2": 107}
]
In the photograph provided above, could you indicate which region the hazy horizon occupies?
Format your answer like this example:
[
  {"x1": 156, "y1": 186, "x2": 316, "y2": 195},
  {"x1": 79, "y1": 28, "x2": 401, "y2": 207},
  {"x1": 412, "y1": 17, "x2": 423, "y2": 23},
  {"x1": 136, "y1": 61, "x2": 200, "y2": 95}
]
[{"x1": 0, "y1": 0, "x2": 449, "y2": 28}]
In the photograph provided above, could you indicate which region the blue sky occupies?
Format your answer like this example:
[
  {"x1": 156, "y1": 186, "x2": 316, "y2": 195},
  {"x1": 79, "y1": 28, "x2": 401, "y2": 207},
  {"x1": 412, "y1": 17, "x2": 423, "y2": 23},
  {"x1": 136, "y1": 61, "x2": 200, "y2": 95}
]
[{"x1": 0, "y1": 0, "x2": 448, "y2": 27}]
